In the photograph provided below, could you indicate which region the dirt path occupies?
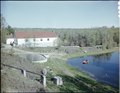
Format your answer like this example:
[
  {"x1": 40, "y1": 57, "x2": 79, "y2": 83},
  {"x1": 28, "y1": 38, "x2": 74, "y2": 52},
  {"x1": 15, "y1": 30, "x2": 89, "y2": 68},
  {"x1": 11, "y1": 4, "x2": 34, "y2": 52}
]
[{"x1": 12, "y1": 46, "x2": 67, "y2": 61}]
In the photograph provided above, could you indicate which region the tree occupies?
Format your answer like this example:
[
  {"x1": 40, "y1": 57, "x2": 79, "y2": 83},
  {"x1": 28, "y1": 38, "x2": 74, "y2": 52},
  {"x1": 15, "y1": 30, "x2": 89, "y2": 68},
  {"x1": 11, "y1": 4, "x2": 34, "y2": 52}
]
[
  {"x1": 56, "y1": 38, "x2": 62, "y2": 48},
  {"x1": 1, "y1": 15, "x2": 7, "y2": 44},
  {"x1": 113, "y1": 31, "x2": 119, "y2": 46},
  {"x1": 6, "y1": 25, "x2": 15, "y2": 35}
]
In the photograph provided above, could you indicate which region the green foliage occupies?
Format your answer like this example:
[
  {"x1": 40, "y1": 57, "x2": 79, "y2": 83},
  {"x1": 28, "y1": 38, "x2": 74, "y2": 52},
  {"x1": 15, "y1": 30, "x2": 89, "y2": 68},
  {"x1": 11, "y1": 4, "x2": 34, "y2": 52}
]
[
  {"x1": 1, "y1": 15, "x2": 15, "y2": 44},
  {"x1": 1, "y1": 15, "x2": 7, "y2": 43},
  {"x1": 6, "y1": 25, "x2": 15, "y2": 35},
  {"x1": 53, "y1": 27, "x2": 119, "y2": 49},
  {"x1": 1, "y1": 28, "x2": 7, "y2": 43}
]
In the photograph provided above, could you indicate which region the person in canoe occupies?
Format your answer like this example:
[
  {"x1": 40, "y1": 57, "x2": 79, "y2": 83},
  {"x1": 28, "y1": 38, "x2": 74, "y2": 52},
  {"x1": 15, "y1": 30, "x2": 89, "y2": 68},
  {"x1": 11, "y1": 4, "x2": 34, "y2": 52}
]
[{"x1": 83, "y1": 60, "x2": 89, "y2": 64}]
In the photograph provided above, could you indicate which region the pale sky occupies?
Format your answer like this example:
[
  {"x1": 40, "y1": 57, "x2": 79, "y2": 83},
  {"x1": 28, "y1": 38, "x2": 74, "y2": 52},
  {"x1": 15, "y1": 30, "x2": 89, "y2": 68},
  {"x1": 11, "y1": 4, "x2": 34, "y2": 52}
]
[{"x1": 1, "y1": 1, "x2": 119, "y2": 28}]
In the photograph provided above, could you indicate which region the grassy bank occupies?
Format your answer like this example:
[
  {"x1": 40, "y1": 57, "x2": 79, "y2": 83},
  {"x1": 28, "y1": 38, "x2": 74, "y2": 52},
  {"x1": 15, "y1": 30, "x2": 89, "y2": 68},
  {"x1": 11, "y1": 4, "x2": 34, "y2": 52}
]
[
  {"x1": 39, "y1": 47, "x2": 119, "y2": 92},
  {"x1": 65, "y1": 47, "x2": 119, "y2": 59},
  {"x1": 40, "y1": 58, "x2": 118, "y2": 92}
]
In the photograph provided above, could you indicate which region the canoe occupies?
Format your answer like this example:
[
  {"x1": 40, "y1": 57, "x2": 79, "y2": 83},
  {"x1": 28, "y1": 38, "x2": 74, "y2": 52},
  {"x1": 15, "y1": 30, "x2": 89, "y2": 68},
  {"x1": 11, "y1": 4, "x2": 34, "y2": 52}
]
[{"x1": 82, "y1": 60, "x2": 89, "y2": 64}]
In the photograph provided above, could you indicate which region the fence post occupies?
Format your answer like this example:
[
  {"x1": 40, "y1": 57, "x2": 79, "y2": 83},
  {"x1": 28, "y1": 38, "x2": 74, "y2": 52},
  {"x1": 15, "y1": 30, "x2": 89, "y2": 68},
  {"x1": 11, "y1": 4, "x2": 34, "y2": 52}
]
[
  {"x1": 43, "y1": 75, "x2": 46, "y2": 87},
  {"x1": 41, "y1": 75, "x2": 46, "y2": 87},
  {"x1": 41, "y1": 68, "x2": 47, "y2": 87},
  {"x1": 22, "y1": 69, "x2": 26, "y2": 77}
]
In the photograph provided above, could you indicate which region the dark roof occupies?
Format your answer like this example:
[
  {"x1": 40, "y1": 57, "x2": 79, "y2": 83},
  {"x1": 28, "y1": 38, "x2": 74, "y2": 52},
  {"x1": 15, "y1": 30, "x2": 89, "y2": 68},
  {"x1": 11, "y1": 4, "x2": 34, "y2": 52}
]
[{"x1": 8, "y1": 31, "x2": 57, "y2": 38}]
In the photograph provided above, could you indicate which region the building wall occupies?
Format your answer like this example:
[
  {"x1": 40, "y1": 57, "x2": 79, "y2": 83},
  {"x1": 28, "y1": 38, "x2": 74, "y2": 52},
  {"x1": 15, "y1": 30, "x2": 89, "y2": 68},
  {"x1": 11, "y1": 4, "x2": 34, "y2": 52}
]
[
  {"x1": 7, "y1": 37, "x2": 58, "y2": 47},
  {"x1": 6, "y1": 38, "x2": 14, "y2": 44},
  {"x1": 17, "y1": 39, "x2": 26, "y2": 45},
  {"x1": 33, "y1": 37, "x2": 58, "y2": 47}
]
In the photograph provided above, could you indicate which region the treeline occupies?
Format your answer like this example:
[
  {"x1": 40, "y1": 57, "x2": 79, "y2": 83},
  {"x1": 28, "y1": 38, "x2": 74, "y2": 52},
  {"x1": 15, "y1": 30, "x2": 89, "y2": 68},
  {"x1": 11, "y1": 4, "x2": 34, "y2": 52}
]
[
  {"x1": 56, "y1": 27, "x2": 119, "y2": 49},
  {"x1": 14, "y1": 27, "x2": 119, "y2": 49},
  {"x1": 1, "y1": 15, "x2": 15, "y2": 44}
]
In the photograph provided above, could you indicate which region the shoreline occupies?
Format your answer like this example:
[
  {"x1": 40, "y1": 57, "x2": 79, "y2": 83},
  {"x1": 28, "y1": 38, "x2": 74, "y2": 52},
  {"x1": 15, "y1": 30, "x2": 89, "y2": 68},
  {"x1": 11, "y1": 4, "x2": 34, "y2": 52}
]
[
  {"x1": 65, "y1": 47, "x2": 119, "y2": 59},
  {"x1": 41, "y1": 47, "x2": 119, "y2": 92},
  {"x1": 64, "y1": 47, "x2": 119, "y2": 88}
]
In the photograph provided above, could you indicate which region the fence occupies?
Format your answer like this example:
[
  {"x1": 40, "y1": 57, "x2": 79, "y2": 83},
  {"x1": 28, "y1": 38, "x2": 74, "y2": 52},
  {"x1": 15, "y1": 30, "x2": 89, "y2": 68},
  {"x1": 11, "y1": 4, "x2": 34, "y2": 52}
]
[
  {"x1": 1, "y1": 63, "x2": 41, "y2": 76},
  {"x1": 1, "y1": 63, "x2": 49, "y2": 87}
]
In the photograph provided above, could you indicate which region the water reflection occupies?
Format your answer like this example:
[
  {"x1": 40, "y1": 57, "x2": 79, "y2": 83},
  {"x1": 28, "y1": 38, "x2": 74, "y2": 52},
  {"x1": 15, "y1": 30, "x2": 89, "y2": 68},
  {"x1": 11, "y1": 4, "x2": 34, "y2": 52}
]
[
  {"x1": 67, "y1": 52, "x2": 119, "y2": 88},
  {"x1": 93, "y1": 52, "x2": 112, "y2": 63}
]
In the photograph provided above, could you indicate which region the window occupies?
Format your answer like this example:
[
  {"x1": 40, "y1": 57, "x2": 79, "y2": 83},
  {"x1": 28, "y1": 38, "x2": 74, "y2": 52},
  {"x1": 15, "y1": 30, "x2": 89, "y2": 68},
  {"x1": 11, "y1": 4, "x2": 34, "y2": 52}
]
[
  {"x1": 25, "y1": 38, "x2": 28, "y2": 42},
  {"x1": 33, "y1": 38, "x2": 36, "y2": 41},
  {"x1": 47, "y1": 38, "x2": 49, "y2": 41},
  {"x1": 40, "y1": 39, "x2": 43, "y2": 41}
]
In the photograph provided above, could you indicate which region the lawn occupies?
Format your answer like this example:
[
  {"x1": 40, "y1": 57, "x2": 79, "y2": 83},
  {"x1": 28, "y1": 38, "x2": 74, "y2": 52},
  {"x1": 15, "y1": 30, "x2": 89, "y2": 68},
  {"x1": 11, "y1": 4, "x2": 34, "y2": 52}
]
[{"x1": 38, "y1": 57, "x2": 118, "y2": 92}]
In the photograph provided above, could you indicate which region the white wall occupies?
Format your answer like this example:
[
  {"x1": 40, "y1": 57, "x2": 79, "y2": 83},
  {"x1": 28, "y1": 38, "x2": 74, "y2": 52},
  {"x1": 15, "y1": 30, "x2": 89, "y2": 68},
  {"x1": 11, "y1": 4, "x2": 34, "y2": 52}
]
[
  {"x1": 17, "y1": 37, "x2": 58, "y2": 47},
  {"x1": 17, "y1": 38, "x2": 26, "y2": 45},
  {"x1": 34, "y1": 37, "x2": 58, "y2": 47},
  {"x1": 6, "y1": 38, "x2": 14, "y2": 44}
]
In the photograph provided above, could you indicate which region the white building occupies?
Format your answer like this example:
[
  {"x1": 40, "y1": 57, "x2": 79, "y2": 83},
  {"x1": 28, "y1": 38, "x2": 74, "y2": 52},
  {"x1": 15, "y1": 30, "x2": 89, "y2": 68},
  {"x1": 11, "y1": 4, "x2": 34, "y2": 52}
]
[{"x1": 6, "y1": 31, "x2": 58, "y2": 47}]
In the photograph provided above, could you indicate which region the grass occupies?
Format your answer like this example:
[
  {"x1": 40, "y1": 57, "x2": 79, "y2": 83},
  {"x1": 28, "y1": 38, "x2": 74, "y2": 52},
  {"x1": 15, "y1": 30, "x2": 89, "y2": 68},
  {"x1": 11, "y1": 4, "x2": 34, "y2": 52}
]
[
  {"x1": 19, "y1": 47, "x2": 57, "y2": 53},
  {"x1": 2, "y1": 46, "x2": 119, "y2": 92},
  {"x1": 31, "y1": 47, "x2": 119, "y2": 92},
  {"x1": 38, "y1": 57, "x2": 119, "y2": 92},
  {"x1": 65, "y1": 47, "x2": 119, "y2": 59}
]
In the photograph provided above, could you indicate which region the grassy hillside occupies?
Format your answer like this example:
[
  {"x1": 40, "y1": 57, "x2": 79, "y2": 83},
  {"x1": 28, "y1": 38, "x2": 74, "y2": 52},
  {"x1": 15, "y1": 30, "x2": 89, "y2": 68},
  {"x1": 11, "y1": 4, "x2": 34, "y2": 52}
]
[
  {"x1": 1, "y1": 46, "x2": 119, "y2": 92},
  {"x1": 39, "y1": 57, "x2": 118, "y2": 92}
]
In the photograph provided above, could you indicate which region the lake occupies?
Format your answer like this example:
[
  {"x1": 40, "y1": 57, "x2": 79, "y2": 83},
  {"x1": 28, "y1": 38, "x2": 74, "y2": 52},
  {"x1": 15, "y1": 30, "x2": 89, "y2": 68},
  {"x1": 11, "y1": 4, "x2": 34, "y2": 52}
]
[{"x1": 67, "y1": 51, "x2": 119, "y2": 88}]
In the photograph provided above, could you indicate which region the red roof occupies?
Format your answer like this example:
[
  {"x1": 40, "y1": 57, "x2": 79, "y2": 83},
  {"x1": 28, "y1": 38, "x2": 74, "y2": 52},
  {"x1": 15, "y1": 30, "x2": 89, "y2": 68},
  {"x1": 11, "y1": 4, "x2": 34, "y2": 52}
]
[{"x1": 14, "y1": 31, "x2": 57, "y2": 38}]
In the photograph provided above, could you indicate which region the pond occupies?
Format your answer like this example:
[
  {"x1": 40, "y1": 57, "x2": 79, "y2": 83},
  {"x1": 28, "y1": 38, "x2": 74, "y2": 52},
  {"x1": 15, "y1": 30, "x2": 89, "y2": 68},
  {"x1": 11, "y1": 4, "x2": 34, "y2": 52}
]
[{"x1": 67, "y1": 51, "x2": 119, "y2": 88}]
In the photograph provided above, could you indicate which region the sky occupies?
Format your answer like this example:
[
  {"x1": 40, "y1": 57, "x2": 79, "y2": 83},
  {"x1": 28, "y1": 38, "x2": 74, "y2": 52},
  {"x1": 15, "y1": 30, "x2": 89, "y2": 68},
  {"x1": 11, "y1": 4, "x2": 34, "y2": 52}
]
[{"x1": 1, "y1": 1, "x2": 119, "y2": 28}]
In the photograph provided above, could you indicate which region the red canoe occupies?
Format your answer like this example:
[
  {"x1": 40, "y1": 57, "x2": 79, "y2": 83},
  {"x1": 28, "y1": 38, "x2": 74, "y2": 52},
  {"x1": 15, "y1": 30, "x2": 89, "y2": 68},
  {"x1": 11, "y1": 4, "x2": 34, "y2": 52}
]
[{"x1": 82, "y1": 60, "x2": 89, "y2": 64}]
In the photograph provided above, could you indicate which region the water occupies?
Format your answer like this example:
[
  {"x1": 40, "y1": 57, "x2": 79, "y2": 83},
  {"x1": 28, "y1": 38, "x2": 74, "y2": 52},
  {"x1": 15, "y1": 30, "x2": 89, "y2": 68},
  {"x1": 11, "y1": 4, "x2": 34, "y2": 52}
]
[{"x1": 67, "y1": 51, "x2": 119, "y2": 88}]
